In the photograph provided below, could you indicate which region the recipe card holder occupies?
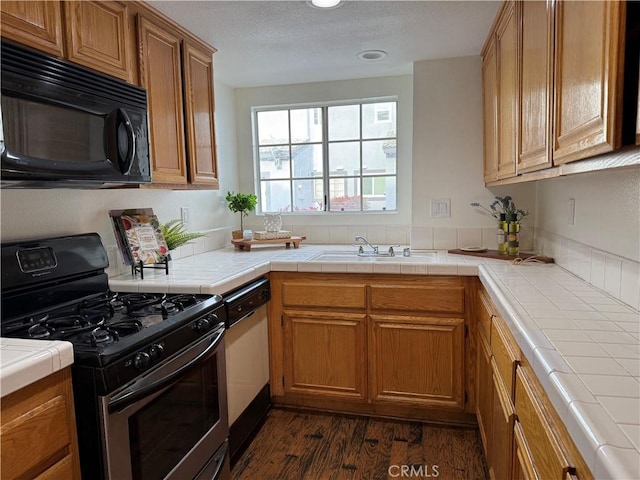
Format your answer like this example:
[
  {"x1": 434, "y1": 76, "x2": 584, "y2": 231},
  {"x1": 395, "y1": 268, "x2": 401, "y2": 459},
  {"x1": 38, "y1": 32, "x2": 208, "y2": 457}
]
[{"x1": 131, "y1": 256, "x2": 170, "y2": 279}]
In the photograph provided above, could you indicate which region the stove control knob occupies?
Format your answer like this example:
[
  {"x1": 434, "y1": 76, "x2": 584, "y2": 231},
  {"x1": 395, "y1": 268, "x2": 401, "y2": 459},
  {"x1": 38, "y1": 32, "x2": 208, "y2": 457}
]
[
  {"x1": 133, "y1": 352, "x2": 151, "y2": 370},
  {"x1": 149, "y1": 343, "x2": 164, "y2": 360},
  {"x1": 195, "y1": 318, "x2": 211, "y2": 333},
  {"x1": 207, "y1": 313, "x2": 219, "y2": 324}
]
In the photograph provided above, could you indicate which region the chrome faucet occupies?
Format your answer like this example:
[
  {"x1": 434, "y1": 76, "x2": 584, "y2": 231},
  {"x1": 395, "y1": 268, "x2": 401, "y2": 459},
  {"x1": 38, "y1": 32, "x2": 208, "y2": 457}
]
[{"x1": 354, "y1": 235, "x2": 378, "y2": 254}]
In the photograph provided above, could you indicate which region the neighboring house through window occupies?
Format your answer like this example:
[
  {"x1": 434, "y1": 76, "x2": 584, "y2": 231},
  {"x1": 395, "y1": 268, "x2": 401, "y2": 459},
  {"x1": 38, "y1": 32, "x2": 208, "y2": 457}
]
[{"x1": 253, "y1": 98, "x2": 397, "y2": 213}]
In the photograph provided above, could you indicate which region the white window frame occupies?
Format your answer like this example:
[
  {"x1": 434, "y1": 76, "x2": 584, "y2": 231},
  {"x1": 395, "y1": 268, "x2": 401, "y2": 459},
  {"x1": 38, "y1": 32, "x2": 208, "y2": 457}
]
[{"x1": 252, "y1": 97, "x2": 398, "y2": 214}]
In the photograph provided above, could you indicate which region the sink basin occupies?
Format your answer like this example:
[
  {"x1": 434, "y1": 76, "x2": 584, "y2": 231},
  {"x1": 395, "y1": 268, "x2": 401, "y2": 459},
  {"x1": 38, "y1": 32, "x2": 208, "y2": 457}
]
[{"x1": 308, "y1": 251, "x2": 438, "y2": 262}]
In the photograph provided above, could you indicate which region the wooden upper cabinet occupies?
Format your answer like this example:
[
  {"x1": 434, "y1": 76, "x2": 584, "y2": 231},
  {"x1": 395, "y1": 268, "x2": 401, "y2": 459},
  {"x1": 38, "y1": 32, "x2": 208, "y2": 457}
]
[
  {"x1": 183, "y1": 41, "x2": 219, "y2": 187},
  {"x1": 553, "y1": 0, "x2": 625, "y2": 164},
  {"x1": 496, "y1": 1, "x2": 518, "y2": 179},
  {"x1": 63, "y1": 1, "x2": 132, "y2": 82},
  {"x1": 138, "y1": 15, "x2": 188, "y2": 185},
  {"x1": 0, "y1": 1, "x2": 64, "y2": 57},
  {"x1": 518, "y1": 0, "x2": 554, "y2": 173},
  {"x1": 482, "y1": 37, "x2": 499, "y2": 183}
]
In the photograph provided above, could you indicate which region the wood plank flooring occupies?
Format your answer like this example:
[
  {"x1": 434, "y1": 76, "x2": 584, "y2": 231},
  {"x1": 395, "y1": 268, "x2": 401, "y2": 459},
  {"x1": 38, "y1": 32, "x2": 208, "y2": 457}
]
[{"x1": 231, "y1": 408, "x2": 488, "y2": 480}]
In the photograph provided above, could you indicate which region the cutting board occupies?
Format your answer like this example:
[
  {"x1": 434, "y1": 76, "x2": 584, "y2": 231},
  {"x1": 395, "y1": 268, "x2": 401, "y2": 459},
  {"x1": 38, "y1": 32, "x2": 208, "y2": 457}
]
[
  {"x1": 448, "y1": 249, "x2": 554, "y2": 263},
  {"x1": 232, "y1": 236, "x2": 306, "y2": 251}
]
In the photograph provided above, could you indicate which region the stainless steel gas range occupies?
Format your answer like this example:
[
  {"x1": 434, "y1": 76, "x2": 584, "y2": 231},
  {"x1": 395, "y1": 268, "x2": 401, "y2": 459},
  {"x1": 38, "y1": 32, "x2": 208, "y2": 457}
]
[{"x1": 1, "y1": 233, "x2": 230, "y2": 480}]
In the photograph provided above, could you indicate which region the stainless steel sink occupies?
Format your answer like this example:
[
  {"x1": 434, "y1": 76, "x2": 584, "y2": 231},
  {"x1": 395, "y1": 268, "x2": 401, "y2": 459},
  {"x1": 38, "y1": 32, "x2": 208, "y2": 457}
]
[{"x1": 308, "y1": 251, "x2": 438, "y2": 262}]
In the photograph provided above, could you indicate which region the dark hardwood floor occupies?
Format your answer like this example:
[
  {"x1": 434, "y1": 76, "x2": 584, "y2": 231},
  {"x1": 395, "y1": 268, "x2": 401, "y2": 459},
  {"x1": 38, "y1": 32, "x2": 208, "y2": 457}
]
[{"x1": 231, "y1": 408, "x2": 488, "y2": 480}]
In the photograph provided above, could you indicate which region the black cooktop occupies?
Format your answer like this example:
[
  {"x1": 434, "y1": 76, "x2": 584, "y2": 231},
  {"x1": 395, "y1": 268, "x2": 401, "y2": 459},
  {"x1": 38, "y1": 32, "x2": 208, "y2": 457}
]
[{"x1": 1, "y1": 291, "x2": 222, "y2": 360}]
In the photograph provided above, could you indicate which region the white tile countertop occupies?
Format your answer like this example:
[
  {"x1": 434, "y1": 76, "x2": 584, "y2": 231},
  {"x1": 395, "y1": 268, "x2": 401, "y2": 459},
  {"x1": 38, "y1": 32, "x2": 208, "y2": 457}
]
[
  {"x1": 109, "y1": 244, "x2": 639, "y2": 478},
  {"x1": 0, "y1": 338, "x2": 74, "y2": 398}
]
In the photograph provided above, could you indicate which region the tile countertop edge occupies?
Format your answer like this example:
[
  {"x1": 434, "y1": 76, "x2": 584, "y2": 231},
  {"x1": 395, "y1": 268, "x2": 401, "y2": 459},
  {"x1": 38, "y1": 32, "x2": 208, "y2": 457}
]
[
  {"x1": 0, "y1": 339, "x2": 74, "y2": 398},
  {"x1": 477, "y1": 264, "x2": 640, "y2": 480}
]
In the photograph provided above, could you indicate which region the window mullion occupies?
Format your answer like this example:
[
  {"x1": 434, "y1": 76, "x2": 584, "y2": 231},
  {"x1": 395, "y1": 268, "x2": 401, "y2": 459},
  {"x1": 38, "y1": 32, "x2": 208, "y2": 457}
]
[
  {"x1": 359, "y1": 104, "x2": 363, "y2": 211},
  {"x1": 322, "y1": 106, "x2": 329, "y2": 211}
]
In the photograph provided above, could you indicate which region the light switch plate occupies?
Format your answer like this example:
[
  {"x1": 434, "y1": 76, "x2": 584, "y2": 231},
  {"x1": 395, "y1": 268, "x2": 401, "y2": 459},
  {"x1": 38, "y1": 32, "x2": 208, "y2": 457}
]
[
  {"x1": 431, "y1": 198, "x2": 451, "y2": 218},
  {"x1": 181, "y1": 207, "x2": 190, "y2": 226}
]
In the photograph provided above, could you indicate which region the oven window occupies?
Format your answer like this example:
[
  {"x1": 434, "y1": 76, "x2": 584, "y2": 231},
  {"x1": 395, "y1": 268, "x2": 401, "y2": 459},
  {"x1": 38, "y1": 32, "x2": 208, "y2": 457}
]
[
  {"x1": 128, "y1": 360, "x2": 220, "y2": 480},
  {"x1": 1, "y1": 96, "x2": 105, "y2": 163}
]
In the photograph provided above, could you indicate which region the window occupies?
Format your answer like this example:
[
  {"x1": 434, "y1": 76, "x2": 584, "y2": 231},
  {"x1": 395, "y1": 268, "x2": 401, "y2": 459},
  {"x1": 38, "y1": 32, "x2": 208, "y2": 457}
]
[{"x1": 253, "y1": 99, "x2": 397, "y2": 213}]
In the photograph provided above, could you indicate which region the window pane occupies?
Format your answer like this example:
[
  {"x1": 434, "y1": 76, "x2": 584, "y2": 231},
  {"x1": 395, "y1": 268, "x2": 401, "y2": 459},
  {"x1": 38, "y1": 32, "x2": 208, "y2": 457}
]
[
  {"x1": 362, "y1": 140, "x2": 396, "y2": 175},
  {"x1": 293, "y1": 179, "x2": 324, "y2": 212},
  {"x1": 257, "y1": 110, "x2": 289, "y2": 145},
  {"x1": 328, "y1": 105, "x2": 360, "y2": 141},
  {"x1": 260, "y1": 180, "x2": 291, "y2": 212},
  {"x1": 259, "y1": 146, "x2": 290, "y2": 179},
  {"x1": 329, "y1": 142, "x2": 360, "y2": 176},
  {"x1": 291, "y1": 108, "x2": 322, "y2": 143},
  {"x1": 329, "y1": 177, "x2": 361, "y2": 211},
  {"x1": 363, "y1": 176, "x2": 396, "y2": 211},
  {"x1": 362, "y1": 102, "x2": 396, "y2": 139},
  {"x1": 292, "y1": 144, "x2": 323, "y2": 178}
]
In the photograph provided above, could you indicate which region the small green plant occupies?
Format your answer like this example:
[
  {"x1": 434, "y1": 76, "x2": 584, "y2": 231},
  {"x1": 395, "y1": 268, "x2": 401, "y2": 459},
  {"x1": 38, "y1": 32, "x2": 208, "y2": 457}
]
[
  {"x1": 160, "y1": 220, "x2": 205, "y2": 251},
  {"x1": 226, "y1": 191, "x2": 258, "y2": 231}
]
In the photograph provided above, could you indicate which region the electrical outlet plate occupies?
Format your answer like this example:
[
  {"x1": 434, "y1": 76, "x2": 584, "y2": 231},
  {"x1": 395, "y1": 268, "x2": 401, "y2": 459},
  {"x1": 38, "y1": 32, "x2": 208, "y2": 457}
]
[
  {"x1": 430, "y1": 198, "x2": 451, "y2": 218},
  {"x1": 181, "y1": 207, "x2": 190, "y2": 226},
  {"x1": 568, "y1": 198, "x2": 575, "y2": 226}
]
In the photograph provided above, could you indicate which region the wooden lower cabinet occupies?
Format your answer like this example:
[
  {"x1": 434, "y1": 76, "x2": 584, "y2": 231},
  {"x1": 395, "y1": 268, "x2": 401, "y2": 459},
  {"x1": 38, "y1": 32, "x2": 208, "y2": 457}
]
[
  {"x1": 269, "y1": 273, "x2": 474, "y2": 424},
  {"x1": 283, "y1": 310, "x2": 367, "y2": 400},
  {"x1": 476, "y1": 285, "x2": 594, "y2": 480},
  {"x1": 0, "y1": 368, "x2": 81, "y2": 480},
  {"x1": 369, "y1": 314, "x2": 464, "y2": 409}
]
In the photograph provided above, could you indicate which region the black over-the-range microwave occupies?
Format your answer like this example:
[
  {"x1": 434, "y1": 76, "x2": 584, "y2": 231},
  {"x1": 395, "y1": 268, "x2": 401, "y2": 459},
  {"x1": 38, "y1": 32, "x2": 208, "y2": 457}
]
[{"x1": 0, "y1": 40, "x2": 151, "y2": 188}]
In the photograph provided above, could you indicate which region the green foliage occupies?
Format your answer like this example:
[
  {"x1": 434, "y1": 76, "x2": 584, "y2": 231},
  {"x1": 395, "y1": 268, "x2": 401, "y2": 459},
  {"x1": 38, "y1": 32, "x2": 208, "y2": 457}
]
[
  {"x1": 160, "y1": 219, "x2": 205, "y2": 251},
  {"x1": 226, "y1": 191, "x2": 258, "y2": 230},
  {"x1": 470, "y1": 196, "x2": 529, "y2": 222}
]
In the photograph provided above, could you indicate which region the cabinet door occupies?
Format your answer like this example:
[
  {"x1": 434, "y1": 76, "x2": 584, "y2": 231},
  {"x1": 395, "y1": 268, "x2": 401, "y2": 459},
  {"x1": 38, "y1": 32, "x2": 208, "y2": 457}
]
[
  {"x1": 283, "y1": 310, "x2": 367, "y2": 400},
  {"x1": 491, "y1": 359, "x2": 515, "y2": 480},
  {"x1": 496, "y1": 1, "x2": 518, "y2": 179},
  {"x1": 476, "y1": 329, "x2": 494, "y2": 468},
  {"x1": 63, "y1": 1, "x2": 132, "y2": 82},
  {"x1": 0, "y1": 1, "x2": 64, "y2": 57},
  {"x1": 138, "y1": 16, "x2": 188, "y2": 185},
  {"x1": 518, "y1": 0, "x2": 554, "y2": 173},
  {"x1": 369, "y1": 315, "x2": 464, "y2": 409},
  {"x1": 482, "y1": 37, "x2": 499, "y2": 183},
  {"x1": 513, "y1": 421, "x2": 538, "y2": 480},
  {"x1": 182, "y1": 41, "x2": 219, "y2": 187},
  {"x1": 553, "y1": 0, "x2": 624, "y2": 164}
]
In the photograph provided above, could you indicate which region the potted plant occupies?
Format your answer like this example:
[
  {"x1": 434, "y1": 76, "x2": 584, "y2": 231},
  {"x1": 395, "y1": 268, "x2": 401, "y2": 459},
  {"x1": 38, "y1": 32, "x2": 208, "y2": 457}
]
[
  {"x1": 226, "y1": 191, "x2": 258, "y2": 239},
  {"x1": 160, "y1": 219, "x2": 205, "y2": 252}
]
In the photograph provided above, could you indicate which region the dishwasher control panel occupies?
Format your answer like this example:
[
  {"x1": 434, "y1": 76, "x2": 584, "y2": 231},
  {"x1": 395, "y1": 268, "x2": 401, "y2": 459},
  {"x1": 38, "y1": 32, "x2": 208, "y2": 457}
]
[{"x1": 223, "y1": 277, "x2": 270, "y2": 328}]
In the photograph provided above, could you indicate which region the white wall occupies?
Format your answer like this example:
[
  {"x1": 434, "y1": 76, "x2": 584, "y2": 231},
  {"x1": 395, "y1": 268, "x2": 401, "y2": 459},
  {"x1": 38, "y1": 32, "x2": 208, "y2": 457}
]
[
  {"x1": 410, "y1": 56, "x2": 536, "y2": 250},
  {"x1": 0, "y1": 81, "x2": 240, "y2": 274},
  {"x1": 233, "y1": 75, "x2": 414, "y2": 244}
]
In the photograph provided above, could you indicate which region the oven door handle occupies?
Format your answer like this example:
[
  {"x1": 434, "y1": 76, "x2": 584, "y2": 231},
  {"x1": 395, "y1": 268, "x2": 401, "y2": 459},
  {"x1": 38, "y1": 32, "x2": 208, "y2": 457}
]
[{"x1": 108, "y1": 325, "x2": 225, "y2": 413}]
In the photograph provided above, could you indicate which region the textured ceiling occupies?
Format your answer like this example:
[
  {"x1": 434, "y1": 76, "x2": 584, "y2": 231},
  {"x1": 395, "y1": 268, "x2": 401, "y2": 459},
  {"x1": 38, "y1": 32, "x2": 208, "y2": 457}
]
[{"x1": 149, "y1": 0, "x2": 500, "y2": 88}]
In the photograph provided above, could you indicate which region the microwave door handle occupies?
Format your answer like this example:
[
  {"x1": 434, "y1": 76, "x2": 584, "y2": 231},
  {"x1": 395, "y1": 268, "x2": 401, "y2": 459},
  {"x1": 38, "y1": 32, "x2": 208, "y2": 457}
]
[
  {"x1": 116, "y1": 108, "x2": 135, "y2": 174},
  {"x1": 108, "y1": 325, "x2": 225, "y2": 414}
]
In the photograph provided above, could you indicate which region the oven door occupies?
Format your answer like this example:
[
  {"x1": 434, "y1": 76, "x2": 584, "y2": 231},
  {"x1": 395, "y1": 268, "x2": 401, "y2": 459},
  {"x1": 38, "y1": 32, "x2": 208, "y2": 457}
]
[{"x1": 99, "y1": 326, "x2": 229, "y2": 480}]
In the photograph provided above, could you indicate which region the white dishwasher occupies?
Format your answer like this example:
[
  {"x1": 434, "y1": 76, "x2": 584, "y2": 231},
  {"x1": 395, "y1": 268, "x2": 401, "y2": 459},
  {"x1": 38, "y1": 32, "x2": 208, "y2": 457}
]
[{"x1": 223, "y1": 277, "x2": 271, "y2": 464}]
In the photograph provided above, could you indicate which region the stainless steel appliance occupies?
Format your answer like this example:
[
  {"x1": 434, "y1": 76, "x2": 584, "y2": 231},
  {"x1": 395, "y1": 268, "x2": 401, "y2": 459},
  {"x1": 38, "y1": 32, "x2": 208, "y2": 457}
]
[
  {"x1": 1, "y1": 234, "x2": 230, "y2": 480},
  {"x1": 223, "y1": 278, "x2": 271, "y2": 464},
  {"x1": 0, "y1": 40, "x2": 151, "y2": 188}
]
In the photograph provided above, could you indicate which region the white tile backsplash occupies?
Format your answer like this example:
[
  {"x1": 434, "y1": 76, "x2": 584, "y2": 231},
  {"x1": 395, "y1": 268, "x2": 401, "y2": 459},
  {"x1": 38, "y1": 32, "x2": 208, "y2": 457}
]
[
  {"x1": 536, "y1": 229, "x2": 640, "y2": 310},
  {"x1": 433, "y1": 227, "x2": 457, "y2": 249}
]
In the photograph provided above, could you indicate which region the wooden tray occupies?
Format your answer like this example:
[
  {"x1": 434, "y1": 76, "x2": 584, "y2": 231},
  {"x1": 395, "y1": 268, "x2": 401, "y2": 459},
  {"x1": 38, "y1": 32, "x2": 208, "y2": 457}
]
[
  {"x1": 232, "y1": 236, "x2": 306, "y2": 251},
  {"x1": 448, "y1": 249, "x2": 554, "y2": 263}
]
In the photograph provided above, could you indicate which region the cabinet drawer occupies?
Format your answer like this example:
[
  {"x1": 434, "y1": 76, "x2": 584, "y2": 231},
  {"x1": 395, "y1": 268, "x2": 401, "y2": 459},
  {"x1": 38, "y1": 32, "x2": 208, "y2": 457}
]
[
  {"x1": 477, "y1": 289, "x2": 494, "y2": 342},
  {"x1": 1, "y1": 394, "x2": 70, "y2": 479},
  {"x1": 34, "y1": 454, "x2": 74, "y2": 480},
  {"x1": 491, "y1": 315, "x2": 520, "y2": 398},
  {"x1": 370, "y1": 285, "x2": 464, "y2": 314},
  {"x1": 282, "y1": 281, "x2": 366, "y2": 309},
  {"x1": 515, "y1": 368, "x2": 571, "y2": 480}
]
